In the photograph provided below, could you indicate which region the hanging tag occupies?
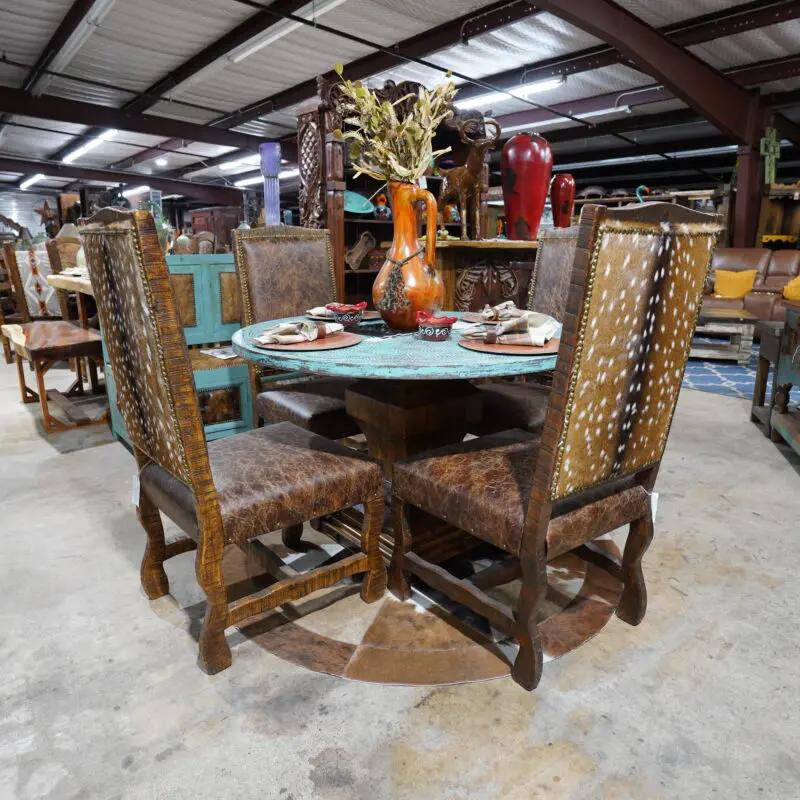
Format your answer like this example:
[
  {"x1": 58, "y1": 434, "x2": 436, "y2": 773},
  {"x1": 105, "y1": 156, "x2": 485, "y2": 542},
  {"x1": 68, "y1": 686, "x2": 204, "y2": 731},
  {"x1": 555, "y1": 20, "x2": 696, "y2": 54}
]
[
  {"x1": 132, "y1": 474, "x2": 140, "y2": 507},
  {"x1": 418, "y1": 176, "x2": 428, "y2": 191},
  {"x1": 650, "y1": 492, "x2": 659, "y2": 524}
]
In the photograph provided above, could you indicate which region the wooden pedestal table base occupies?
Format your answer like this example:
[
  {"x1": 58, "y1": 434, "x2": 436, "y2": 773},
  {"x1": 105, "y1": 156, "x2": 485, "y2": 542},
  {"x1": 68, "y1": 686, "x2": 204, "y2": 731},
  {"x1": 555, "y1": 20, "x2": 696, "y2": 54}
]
[
  {"x1": 224, "y1": 534, "x2": 623, "y2": 686},
  {"x1": 345, "y1": 378, "x2": 482, "y2": 478}
]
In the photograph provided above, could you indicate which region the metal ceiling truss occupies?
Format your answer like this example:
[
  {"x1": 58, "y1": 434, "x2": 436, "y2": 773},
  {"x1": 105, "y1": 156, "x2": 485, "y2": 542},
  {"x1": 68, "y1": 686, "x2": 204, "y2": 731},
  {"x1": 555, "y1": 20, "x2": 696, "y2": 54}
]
[{"x1": 0, "y1": 157, "x2": 243, "y2": 204}]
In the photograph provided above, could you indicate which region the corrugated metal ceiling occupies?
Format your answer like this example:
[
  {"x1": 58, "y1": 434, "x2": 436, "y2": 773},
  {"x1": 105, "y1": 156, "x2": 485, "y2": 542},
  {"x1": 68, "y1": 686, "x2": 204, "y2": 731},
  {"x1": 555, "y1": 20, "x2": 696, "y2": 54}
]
[{"x1": 0, "y1": 0, "x2": 796, "y2": 190}]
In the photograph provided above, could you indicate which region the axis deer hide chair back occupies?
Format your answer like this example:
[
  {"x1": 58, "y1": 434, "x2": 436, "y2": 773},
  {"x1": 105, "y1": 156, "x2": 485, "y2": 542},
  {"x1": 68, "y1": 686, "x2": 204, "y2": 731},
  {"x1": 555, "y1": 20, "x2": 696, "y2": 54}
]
[
  {"x1": 233, "y1": 224, "x2": 360, "y2": 439},
  {"x1": 81, "y1": 209, "x2": 385, "y2": 674},
  {"x1": 475, "y1": 225, "x2": 580, "y2": 435},
  {"x1": 391, "y1": 202, "x2": 723, "y2": 690}
]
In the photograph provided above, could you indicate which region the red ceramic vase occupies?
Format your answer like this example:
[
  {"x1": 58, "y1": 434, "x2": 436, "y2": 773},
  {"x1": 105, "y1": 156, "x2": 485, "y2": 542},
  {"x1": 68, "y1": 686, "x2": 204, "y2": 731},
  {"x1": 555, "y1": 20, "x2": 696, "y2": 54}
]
[
  {"x1": 500, "y1": 132, "x2": 553, "y2": 240},
  {"x1": 550, "y1": 173, "x2": 576, "y2": 228}
]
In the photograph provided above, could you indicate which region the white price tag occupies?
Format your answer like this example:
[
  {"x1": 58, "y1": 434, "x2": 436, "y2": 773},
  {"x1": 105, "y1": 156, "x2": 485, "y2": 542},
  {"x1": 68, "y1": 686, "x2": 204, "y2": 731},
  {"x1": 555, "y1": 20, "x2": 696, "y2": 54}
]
[{"x1": 132, "y1": 474, "x2": 140, "y2": 507}]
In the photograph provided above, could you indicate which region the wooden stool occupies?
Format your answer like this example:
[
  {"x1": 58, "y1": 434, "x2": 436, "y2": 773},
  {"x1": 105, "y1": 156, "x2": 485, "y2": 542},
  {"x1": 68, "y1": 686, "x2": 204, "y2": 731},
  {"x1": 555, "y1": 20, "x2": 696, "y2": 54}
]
[
  {"x1": 1, "y1": 320, "x2": 108, "y2": 433},
  {"x1": 751, "y1": 321, "x2": 783, "y2": 437}
]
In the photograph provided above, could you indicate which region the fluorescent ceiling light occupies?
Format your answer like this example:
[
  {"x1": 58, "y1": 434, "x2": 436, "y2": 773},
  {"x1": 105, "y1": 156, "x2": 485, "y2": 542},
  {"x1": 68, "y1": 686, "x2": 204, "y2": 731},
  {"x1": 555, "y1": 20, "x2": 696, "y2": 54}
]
[
  {"x1": 20, "y1": 173, "x2": 45, "y2": 191},
  {"x1": 234, "y1": 168, "x2": 299, "y2": 187},
  {"x1": 455, "y1": 77, "x2": 566, "y2": 111},
  {"x1": 122, "y1": 185, "x2": 150, "y2": 198},
  {"x1": 162, "y1": 194, "x2": 184, "y2": 200},
  {"x1": 220, "y1": 153, "x2": 262, "y2": 171},
  {"x1": 502, "y1": 105, "x2": 631, "y2": 135},
  {"x1": 62, "y1": 129, "x2": 118, "y2": 164},
  {"x1": 232, "y1": 0, "x2": 349, "y2": 63},
  {"x1": 155, "y1": 157, "x2": 168, "y2": 166}
]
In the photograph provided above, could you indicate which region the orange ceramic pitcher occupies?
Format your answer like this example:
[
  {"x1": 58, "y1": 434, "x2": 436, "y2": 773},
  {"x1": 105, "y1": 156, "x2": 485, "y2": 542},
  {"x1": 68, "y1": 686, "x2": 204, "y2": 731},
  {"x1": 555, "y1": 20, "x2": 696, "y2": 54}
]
[{"x1": 373, "y1": 181, "x2": 444, "y2": 331}]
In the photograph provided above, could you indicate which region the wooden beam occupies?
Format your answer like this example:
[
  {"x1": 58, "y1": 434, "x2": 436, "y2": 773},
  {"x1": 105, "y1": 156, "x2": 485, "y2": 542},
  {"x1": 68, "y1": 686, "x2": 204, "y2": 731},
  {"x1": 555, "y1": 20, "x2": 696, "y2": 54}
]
[
  {"x1": 110, "y1": 0, "x2": 537, "y2": 172},
  {"x1": 529, "y1": 0, "x2": 775, "y2": 144},
  {"x1": 0, "y1": 0, "x2": 102, "y2": 137},
  {"x1": 494, "y1": 55, "x2": 800, "y2": 139},
  {"x1": 457, "y1": 0, "x2": 800, "y2": 104},
  {"x1": 0, "y1": 88, "x2": 264, "y2": 152},
  {"x1": 0, "y1": 157, "x2": 243, "y2": 204},
  {"x1": 60, "y1": 0, "x2": 308, "y2": 166}
]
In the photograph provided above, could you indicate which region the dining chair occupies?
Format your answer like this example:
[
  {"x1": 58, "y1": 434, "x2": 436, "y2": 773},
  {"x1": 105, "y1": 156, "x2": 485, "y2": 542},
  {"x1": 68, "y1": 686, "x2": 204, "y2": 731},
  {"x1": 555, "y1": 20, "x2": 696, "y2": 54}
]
[
  {"x1": 46, "y1": 236, "x2": 82, "y2": 321},
  {"x1": 80, "y1": 208, "x2": 386, "y2": 674},
  {"x1": 0, "y1": 244, "x2": 29, "y2": 363},
  {"x1": 233, "y1": 225, "x2": 360, "y2": 439},
  {"x1": 0, "y1": 243, "x2": 106, "y2": 433},
  {"x1": 390, "y1": 202, "x2": 723, "y2": 691},
  {"x1": 474, "y1": 225, "x2": 579, "y2": 436}
]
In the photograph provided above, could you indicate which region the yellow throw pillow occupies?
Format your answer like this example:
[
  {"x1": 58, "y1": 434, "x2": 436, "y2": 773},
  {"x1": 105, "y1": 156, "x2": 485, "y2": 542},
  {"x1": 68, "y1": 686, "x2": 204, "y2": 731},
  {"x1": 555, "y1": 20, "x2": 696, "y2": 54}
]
[
  {"x1": 783, "y1": 274, "x2": 800, "y2": 302},
  {"x1": 713, "y1": 269, "x2": 758, "y2": 299}
]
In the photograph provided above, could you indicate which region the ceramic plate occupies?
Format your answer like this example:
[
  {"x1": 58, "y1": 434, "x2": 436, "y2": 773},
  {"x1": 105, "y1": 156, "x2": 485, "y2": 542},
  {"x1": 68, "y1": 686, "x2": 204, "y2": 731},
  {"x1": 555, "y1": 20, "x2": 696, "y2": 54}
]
[
  {"x1": 252, "y1": 332, "x2": 363, "y2": 351},
  {"x1": 457, "y1": 337, "x2": 560, "y2": 356}
]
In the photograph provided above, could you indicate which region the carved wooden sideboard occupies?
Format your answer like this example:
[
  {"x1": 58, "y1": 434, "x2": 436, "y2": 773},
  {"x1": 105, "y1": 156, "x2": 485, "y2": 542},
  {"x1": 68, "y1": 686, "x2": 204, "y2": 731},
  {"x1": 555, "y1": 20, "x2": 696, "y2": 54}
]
[
  {"x1": 298, "y1": 77, "x2": 493, "y2": 306},
  {"x1": 771, "y1": 299, "x2": 800, "y2": 457},
  {"x1": 432, "y1": 240, "x2": 538, "y2": 312},
  {"x1": 107, "y1": 254, "x2": 254, "y2": 444}
]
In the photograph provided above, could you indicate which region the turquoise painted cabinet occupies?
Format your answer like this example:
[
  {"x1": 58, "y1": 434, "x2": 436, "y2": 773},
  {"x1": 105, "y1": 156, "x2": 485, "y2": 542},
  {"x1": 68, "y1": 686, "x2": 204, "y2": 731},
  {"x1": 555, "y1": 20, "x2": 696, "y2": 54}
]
[{"x1": 105, "y1": 254, "x2": 255, "y2": 446}]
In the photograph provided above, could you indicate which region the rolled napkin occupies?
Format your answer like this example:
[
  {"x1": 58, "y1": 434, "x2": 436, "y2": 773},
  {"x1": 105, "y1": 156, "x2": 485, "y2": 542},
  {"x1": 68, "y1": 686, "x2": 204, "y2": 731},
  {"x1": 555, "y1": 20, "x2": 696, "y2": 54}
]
[
  {"x1": 463, "y1": 311, "x2": 560, "y2": 347},
  {"x1": 481, "y1": 300, "x2": 526, "y2": 321},
  {"x1": 254, "y1": 320, "x2": 343, "y2": 346},
  {"x1": 306, "y1": 306, "x2": 335, "y2": 318}
]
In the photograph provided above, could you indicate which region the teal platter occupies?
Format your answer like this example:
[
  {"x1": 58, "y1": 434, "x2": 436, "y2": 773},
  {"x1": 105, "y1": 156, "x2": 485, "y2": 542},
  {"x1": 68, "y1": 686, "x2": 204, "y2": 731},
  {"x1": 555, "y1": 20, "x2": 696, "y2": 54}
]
[{"x1": 344, "y1": 190, "x2": 374, "y2": 214}]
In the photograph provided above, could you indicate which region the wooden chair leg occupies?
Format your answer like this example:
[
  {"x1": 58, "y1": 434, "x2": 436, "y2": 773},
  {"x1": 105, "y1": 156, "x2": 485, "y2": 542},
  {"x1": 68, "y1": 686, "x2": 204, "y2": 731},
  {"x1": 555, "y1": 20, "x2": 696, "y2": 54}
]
[
  {"x1": 281, "y1": 524, "x2": 303, "y2": 549},
  {"x1": 195, "y1": 532, "x2": 232, "y2": 674},
  {"x1": 511, "y1": 550, "x2": 548, "y2": 691},
  {"x1": 360, "y1": 494, "x2": 387, "y2": 603},
  {"x1": 138, "y1": 489, "x2": 170, "y2": 600},
  {"x1": 616, "y1": 513, "x2": 655, "y2": 626},
  {"x1": 390, "y1": 496, "x2": 412, "y2": 600},
  {"x1": 2, "y1": 334, "x2": 11, "y2": 364},
  {"x1": 34, "y1": 360, "x2": 54, "y2": 433}
]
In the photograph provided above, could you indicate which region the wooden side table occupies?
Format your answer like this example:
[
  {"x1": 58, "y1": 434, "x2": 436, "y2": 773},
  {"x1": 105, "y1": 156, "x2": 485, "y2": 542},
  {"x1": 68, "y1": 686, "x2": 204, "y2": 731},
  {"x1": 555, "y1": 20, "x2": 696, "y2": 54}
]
[{"x1": 751, "y1": 321, "x2": 783, "y2": 436}]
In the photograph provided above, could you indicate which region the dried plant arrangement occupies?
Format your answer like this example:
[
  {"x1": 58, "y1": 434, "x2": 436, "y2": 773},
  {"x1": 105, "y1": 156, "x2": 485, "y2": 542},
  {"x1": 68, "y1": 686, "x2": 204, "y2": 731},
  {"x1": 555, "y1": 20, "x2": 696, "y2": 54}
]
[{"x1": 332, "y1": 64, "x2": 458, "y2": 183}]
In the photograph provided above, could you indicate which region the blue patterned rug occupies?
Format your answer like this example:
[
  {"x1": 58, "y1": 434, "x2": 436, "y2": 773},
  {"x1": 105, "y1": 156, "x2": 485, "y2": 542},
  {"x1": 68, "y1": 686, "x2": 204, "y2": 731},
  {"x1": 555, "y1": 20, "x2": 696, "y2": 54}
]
[{"x1": 683, "y1": 343, "x2": 799, "y2": 405}]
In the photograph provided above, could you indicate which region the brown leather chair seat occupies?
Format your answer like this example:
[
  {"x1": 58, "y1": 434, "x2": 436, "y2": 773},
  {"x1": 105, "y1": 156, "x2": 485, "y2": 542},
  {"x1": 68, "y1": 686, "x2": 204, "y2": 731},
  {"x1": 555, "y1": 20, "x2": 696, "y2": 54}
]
[
  {"x1": 393, "y1": 428, "x2": 643, "y2": 559},
  {"x1": 392, "y1": 430, "x2": 540, "y2": 554},
  {"x1": 255, "y1": 378, "x2": 361, "y2": 439},
  {"x1": 141, "y1": 422, "x2": 381, "y2": 543},
  {"x1": 474, "y1": 381, "x2": 551, "y2": 435}
]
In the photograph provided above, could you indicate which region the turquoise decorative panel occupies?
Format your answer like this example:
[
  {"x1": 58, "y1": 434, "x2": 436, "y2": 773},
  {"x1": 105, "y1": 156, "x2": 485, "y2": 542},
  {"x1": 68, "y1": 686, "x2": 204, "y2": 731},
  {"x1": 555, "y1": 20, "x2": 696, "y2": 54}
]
[{"x1": 165, "y1": 254, "x2": 238, "y2": 345}]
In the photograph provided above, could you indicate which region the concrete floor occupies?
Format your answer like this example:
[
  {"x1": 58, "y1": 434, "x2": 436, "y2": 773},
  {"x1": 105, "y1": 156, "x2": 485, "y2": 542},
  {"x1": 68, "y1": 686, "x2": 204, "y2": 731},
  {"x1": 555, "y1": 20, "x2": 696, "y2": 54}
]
[{"x1": 1, "y1": 362, "x2": 799, "y2": 800}]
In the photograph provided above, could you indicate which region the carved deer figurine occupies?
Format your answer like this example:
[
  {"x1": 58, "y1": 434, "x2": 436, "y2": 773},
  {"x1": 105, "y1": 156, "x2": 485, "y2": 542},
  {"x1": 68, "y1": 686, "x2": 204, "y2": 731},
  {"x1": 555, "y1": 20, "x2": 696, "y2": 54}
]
[{"x1": 437, "y1": 118, "x2": 501, "y2": 241}]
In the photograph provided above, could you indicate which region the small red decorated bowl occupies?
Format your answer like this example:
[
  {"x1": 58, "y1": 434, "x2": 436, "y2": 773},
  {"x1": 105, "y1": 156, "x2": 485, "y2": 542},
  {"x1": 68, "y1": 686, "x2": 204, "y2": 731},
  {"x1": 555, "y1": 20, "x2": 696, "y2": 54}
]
[
  {"x1": 416, "y1": 310, "x2": 457, "y2": 341},
  {"x1": 326, "y1": 302, "x2": 367, "y2": 326}
]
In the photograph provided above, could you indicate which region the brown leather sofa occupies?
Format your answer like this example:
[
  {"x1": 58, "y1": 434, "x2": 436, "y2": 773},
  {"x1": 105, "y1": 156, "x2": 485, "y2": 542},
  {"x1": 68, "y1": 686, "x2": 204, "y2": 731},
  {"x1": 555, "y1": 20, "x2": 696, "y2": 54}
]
[{"x1": 703, "y1": 247, "x2": 800, "y2": 322}]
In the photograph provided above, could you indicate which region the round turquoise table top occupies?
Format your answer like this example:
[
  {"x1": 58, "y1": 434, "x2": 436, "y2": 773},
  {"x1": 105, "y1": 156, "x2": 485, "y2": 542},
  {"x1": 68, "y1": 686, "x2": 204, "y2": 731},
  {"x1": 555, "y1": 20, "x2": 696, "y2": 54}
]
[{"x1": 232, "y1": 314, "x2": 559, "y2": 380}]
